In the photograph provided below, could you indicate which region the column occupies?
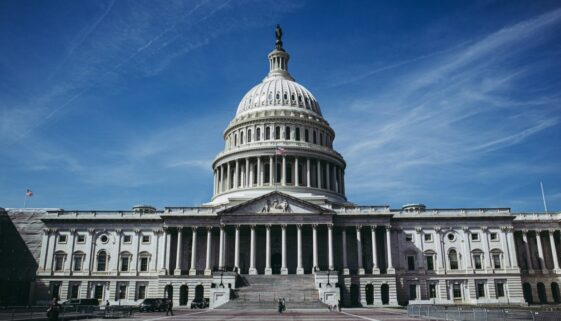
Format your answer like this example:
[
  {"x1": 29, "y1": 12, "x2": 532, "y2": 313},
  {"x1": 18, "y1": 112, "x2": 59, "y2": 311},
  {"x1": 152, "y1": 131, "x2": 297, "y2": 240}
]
[
  {"x1": 189, "y1": 227, "x2": 197, "y2": 275},
  {"x1": 249, "y1": 225, "x2": 257, "y2": 275},
  {"x1": 435, "y1": 227, "x2": 443, "y2": 272},
  {"x1": 500, "y1": 226, "x2": 512, "y2": 269},
  {"x1": 234, "y1": 225, "x2": 240, "y2": 272},
  {"x1": 337, "y1": 167, "x2": 342, "y2": 193},
  {"x1": 306, "y1": 158, "x2": 311, "y2": 188},
  {"x1": 295, "y1": 157, "x2": 299, "y2": 186},
  {"x1": 281, "y1": 155, "x2": 286, "y2": 186},
  {"x1": 462, "y1": 226, "x2": 472, "y2": 270},
  {"x1": 317, "y1": 160, "x2": 322, "y2": 188},
  {"x1": 164, "y1": 229, "x2": 171, "y2": 274},
  {"x1": 549, "y1": 229, "x2": 560, "y2": 272},
  {"x1": 328, "y1": 224, "x2": 334, "y2": 271},
  {"x1": 312, "y1": 225, "x2": 318, "y2": 271},
  {"x1": 245, "y1": 158, "x2": 249, "y2": 188},
  {"x1": 249, "y1": 160, "x2": 254, "y2": 187},
  {"x1": 174, "y1": 228, "x2": 183, "y2": 275},
  {"x1": 234, "y1": 160, "x2": 239, "y2": 188},
  {"x1": 506, "y1": 228, "x2": 519, "y2": 268},
  {"x1": 386, "y1": 225, "x2": 395, "y2": 273},
  {"x1": 219, "y1": 165, "x2": 224, "y2": 193},
  {"x1": 213, "y1": 170, "x2": 217, "y2": 195},
  {"x1": 297, "y1": 225, "x2": 304, "y2": 274},
  {"x1": 371, "y1": 226, "x2": 379, "y2": 274},
  {"x1": 218, "y1": 225, "x2": 225, "y2": 270},
  {"x1": 39, "y1": 229, "x2": 50, "y2": 271},
  {"x1": 356, "y1": 226, "x2": 365, "y2": 275},
  {"x1": 342, "y1": 228, "x2": 349, "y2": 275},
  {"x1": 536, "y1": 230, "x2": 546, "y2": 272},
  {"x1": 326, "y1": 162, "x2": 331, "y2": 191},
  {"x1": 112, "y1": 229, "x2": 122, "y2": 273},
  {"x1": 265, "y1": 225, "x2": 272, "y2": 275},
  {"x1": 269, "y1": 156, "x2": 274, "y2": 185},
  {"x1": 341, "y1": 169, "x2": 346, "y2": 195},
  {"x1": 151, "y1": 229, "x2": 160, "y2": 272},
  {"x1": 226, "y1": 163, "x2": 231, "y2": 190},
  {"x1": 204, "y1": 227, "x2": 212, "y2": 275},
  {"x1": 281, "y1": 225, "x2": 288, "y2": 274},
  {"x1": 522, "y1": 230, "x2": 534, "y2": 273},
  {"x1": 133, "y1": 229, "x2": 140, "y2": 273},
  {"x1": 257, "y1": 157, "x2": 262, "y2": 186},
  {"x1": 65, "y1": 229, "x2": 76, "y2": 272},
  {"x1": 482, "y1": 227, "x2": 491, "y2": 270}
]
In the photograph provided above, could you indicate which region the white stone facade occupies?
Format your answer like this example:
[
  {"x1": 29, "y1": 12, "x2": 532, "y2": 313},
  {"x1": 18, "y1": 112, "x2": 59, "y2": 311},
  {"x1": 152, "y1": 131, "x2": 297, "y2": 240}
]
[{"x1": 24, "y1": 29, "x2": 560, "y2": 308}]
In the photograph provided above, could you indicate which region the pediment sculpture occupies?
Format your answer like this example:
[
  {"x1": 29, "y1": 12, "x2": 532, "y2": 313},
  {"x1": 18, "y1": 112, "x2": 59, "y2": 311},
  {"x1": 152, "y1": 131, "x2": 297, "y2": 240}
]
[{"x1": 261, "y1": 198, "x2": 291, "y2": 213}]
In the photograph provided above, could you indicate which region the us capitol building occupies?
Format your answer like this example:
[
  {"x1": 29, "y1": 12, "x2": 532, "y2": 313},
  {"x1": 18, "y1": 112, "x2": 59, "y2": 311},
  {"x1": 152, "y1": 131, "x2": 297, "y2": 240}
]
[{"x1": 3, "y1": 27, "x2": 561, "y2": 308}]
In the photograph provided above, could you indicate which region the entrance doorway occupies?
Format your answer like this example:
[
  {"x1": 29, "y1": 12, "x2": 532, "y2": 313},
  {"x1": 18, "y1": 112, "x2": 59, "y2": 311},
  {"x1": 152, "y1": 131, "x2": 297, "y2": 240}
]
[
  {"x1": 272, "y1": 253, "x2": 281, "y2": 274},
  {"x1": 350, "y1": 284, "x2": 360, "y2": 306},
  {"x1": 365, "y1": 284, "x2": 374, "y2": 305},
  {"x1": 195, "y1": 285, "x2": 204, "y2": 301},
  {"x1": 552, "y1": 283, "x2": 560, "y2": 303},
  {"x1": 164, "y1": 285, "x2": 173, "y2": 301},
  {"x1": 381, "y1": 284, "x2": 389, "y2": 305},
  {"x1": 538, "y1": 282, "x2": 547, "y2": 304},
  {"x1": 523, "y1": 283, "x2": 533, "y2": 304},
  {"x1": 179, "y1": 285, "x2": 188, "y2": 306}
]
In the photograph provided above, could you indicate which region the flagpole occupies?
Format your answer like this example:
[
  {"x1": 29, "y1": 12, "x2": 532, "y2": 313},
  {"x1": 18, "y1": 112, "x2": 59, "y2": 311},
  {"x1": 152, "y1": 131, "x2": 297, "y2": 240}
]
[{"x1": 541, "y1": 181, "x2": 548, "y2": 214}]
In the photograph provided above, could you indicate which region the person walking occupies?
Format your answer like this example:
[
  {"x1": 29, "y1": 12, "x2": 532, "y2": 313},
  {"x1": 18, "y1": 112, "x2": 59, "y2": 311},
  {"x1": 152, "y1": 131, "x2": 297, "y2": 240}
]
[
  {"x1": 166, "y1": 300, "x2": 174, "y2": 316},
  {"x1": 282, "y1": 298, "x2": 286, "y2": 312},
  {"x1": 338, "y1": 299, "x2": 341, "y2": 312},
  {"x1": 46, "y1": 298, "x2": 61, "y2": 321},
  {"x1": 277, "y1": 298, "x2": 283, "y2": 313}
]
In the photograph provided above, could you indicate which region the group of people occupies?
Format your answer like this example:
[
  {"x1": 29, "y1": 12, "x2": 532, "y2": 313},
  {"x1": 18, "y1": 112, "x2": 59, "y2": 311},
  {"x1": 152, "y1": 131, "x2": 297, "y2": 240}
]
[
  {"x1": 277, "y1": 298, "x2": 286, "y2": 313},
  {"x1": 328, "y1": 299, "x2": 341, "y2": 312}
]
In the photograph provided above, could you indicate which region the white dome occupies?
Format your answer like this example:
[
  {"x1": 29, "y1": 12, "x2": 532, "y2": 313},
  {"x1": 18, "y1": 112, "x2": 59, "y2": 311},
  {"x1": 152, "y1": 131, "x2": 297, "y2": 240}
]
[{"x1": 236, "y1": 77, "x2": 322, "y2": 117}]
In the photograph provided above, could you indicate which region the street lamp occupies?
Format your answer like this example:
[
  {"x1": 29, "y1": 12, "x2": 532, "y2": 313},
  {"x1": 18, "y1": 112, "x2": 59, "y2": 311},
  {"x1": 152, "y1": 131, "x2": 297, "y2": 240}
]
[
  {"x1": 219, "y1": 271, "x2": 224, "y2": 288},
  {"x1": 327, "y1": 271, "x2": 331, "y2": 287}
]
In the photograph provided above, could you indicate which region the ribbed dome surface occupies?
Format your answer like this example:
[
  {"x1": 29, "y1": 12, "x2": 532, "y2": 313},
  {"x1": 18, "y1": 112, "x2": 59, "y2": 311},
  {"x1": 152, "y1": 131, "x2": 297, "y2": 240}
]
[{"x1": 235, "y1": 77, "x2": 322, "y2": 117}]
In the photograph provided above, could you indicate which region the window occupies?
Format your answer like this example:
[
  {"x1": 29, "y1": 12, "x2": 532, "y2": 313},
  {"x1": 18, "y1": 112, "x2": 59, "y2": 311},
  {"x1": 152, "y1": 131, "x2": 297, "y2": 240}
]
[
  {"x1": 409, "y1": 284, "x2": 417, "y2": 300},
  {"x1": 69, "y1": 283, "x2": 80, "y2": 299},
  {"x1": 118, "y1": 284, "x2": 127, "y2": 300},
  {"x1": 429, "y1": 283, "x2": 437, "y2": 298},
  {"x1": 426, "y1": 255, "x2": 434, "y2": 271},
  {"x1": 120, "y1": 255, "x2": 130, "y2": 272},
  {"x1": 490, "y1": 233, "x2": 498, "y2": 241},
  {"x1": 58, "y1": 235, "x2": 67, "y2": 243},
  {"x1": 471, "y1": 233, "x2": 479, "y2": 241},
  {"x1": 100, "y1": 235, "x2": 108, "y2": 243},
  {"x1": 453, "y1": 284, "x2": 462, "y2": 299},
  {"x1": 407, "y1": 256, "x2": 415, "y2": 271},
  {"x1": 140, "y1": 257, "x2": 149, "y2": 272},
  {"x1": 285, "y1": 126, "x2": 290, "y2": 140},
  {"x1": 142, "y1": 235, "x2": 150, "y2": 244},
  {"x1": 73, "y1": 254, "x2": 84, "y2": 271},
  {"x1": 424, "y1": 233, "x2": 433, "y2": 242},
  {"x1": 493, "y1": 254, "x2": 501, "y2": 269},
  {"x1": 320, "y1": 133, "x2": 324, "y2": 145},
  {"x1": 234, "y1": 134, "x2": 237, "y2": 146},
  {"x1": 449, "y1": 250, "x2": 458, "y2": 270},
  {"x1": 313, "y1": 131, "x2": 317, "y2": 144},
  {"x1": 473, "y1": 254, "x2": 483, "y2": 270},
  {"x1": 265, "y1": 127, "x2": 271, "y2": 140},
  {"x1": 295, "y1": 128, "x2": 300, "y2": 141},
  {"x1": 94, "y1": 285, "x2": 104, "y2": 300},
  {"x1": 137, "y1": 285, "x2": 146, "y2": 300},
  {"x1": 405, "y1": 234, "x2": 413, "y2": 242},
  {"x1": 54, "y1": 253, "x2": 65, "y2": 271},
  {"x1": 447, "y1": 233, "x2": 455, "y2": 241},
  {"x1": 275, "y1": 126, "x2": 280, "y2": 139},
  {"x1": 304, "y1": 129, "x2": 309, "y2": 142},
  {"x1": 240, "y1": 131, "x2": 244, "y2": 144},
  {"x1": 256, "y1": 128, "x2": 261, "y2": 141},
  {"x1": 477, "y1": 282, "x2": 486, "y2": 298},
  {"x1": 247, "y1": 129, "x2": 252, "y2": 143},
  {"x1": 97, "y1": 251, "x2": 107, "y2": 271},
  {"x1": 123, "y1": 235, "x2": 132, "y2": 243},
  {"x1": 496, "y1": 282, "x2": 505, "y2": 298}
]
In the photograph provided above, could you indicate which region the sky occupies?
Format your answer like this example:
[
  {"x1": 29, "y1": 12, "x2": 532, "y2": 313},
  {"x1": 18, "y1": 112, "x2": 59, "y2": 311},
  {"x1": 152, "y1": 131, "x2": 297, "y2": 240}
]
[{"x1": 1, "y1": 0, "x2": 560, "y2": 212}]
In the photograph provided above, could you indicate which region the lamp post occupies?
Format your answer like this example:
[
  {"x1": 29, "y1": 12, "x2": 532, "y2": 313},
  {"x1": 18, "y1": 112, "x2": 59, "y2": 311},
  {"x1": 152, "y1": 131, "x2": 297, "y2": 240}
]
[
  {"x1": 220, "y1": 271, "x2": 224, "y2": 288},
  {"x1": 327, "y1": 271, "x2": 331, "y2": 287}
]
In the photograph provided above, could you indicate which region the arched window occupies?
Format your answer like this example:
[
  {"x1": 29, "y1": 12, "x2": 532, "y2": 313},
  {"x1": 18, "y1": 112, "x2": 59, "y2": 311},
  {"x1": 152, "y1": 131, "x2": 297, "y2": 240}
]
[
  {"x1": 313, "y1": 131, "x2": 317, "y2": 144},
  {"x1": 275, "y1": 126, "x2": 280, "y2": 140},
  {"x1": 256, "y1": 128, "x2": 261, "y2": 141},
  {"x1": 247, "y1": 129, "x2": 252, "y2": 143},
  {"x1": 240, "y1": 131, "x2": 244, "y2": 144},
  {"x1": 265, "y1": 127, "x2": 271, "y2": 140},
  {"x1": 295, "y1": 128, "x2": 300, "y2": 141},
  {"x1": 449, "y1": 249, "x2": 458, "y2": 270},
  {"x1": 97, "y1": 251, "x2": 108, "y2": 272},
  {"x1": 285, "y1": 126, "x2": 290, "y2": 140},
  {"x1": 320, "y1": 133, "x2": 324, "y2": 146},
  {"x1": 234, "y1": 134, "x2": 237, "y2": 147},
  {"x1": 304, "y1": 129, "x2": 309, "y2": 142},
  {"x1": 276, "y1": 92, "x2": 280, "y2": 100}
]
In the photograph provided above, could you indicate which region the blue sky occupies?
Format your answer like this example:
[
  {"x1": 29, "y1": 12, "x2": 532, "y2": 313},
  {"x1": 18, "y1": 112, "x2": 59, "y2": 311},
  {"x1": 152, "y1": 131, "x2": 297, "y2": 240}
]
[{"x1": 1, "y1": 0, "x2": 560, "y2": 211}]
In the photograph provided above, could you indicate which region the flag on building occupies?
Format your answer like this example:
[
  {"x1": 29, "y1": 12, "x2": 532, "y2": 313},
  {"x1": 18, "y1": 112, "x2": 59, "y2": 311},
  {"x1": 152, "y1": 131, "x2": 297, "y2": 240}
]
[
  {"x1": 275, "y1": 146, "x2": 285, "y2": 155},
  {"x1": 26, "y1": 189, "x2": 33, "y2": 197}
]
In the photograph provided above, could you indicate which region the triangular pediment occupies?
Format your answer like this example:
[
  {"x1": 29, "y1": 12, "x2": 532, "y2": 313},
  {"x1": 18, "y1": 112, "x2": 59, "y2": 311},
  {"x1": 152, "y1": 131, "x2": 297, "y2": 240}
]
[{"x1": 219, "y1": 191, "x2": 334, "y2": 215}]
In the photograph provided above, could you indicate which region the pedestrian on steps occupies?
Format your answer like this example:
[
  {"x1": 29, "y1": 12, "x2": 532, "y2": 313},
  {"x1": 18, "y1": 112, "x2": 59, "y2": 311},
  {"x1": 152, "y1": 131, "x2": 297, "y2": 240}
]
[
  {"x1": 166, "y1": 300, "x2": 174, "y2": 316},
  {"x1": 277, "y1": 298, "x2": 283, "y2": 313}
]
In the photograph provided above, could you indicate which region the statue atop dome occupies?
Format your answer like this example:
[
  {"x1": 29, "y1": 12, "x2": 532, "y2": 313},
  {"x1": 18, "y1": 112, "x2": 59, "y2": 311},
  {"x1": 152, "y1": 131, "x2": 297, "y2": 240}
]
[{"x1": 275, "y1": 24, "x2": 283, "y2": 50}]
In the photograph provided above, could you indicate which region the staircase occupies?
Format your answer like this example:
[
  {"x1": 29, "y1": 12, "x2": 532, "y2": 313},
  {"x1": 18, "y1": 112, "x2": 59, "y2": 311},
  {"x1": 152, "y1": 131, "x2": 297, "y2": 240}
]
[{"x1": 216, "y1": 274, "x2": 326, "y2": 310}]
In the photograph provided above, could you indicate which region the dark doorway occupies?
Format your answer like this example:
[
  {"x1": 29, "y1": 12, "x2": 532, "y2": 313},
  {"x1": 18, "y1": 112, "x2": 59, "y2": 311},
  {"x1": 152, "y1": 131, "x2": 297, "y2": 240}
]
[
  {"x1": 272, "y1": 253, "x2": 282, "y2": 274},
  {"x1": 350, "y1": 284, "x2": 360, "y2": 306},
  {"x1": 365, "y1": 284, "x2": 374, "y2": 305},
  {"x1": 538, "y1": 282, "x2": 547, "y2": 304},
  {"x1": 195, "y1": 285, "x2": 204, "y2": 300},
  {"x1": 165, "y1": 285, "x2": 173, "y2": 300},
  {"x1": 381, "y1": 284, "x2": 389, "y2": 305},
  {"x1": 179, "y1": 285, "x2": 188, "y2": 306},
  {"x1": 552, "y1": 283, "x2": 560, "y2": 303},
  {"x1": 523, "y1": 283, "x2": 533, "y2": 304}
]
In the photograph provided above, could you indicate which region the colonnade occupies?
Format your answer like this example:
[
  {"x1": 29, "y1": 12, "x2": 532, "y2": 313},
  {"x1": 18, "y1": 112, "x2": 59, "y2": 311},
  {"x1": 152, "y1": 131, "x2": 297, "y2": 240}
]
[
  {"x1": 519, "y1": 229, "x2": 561, "y2": 272},
  {"x1": 168, "y1": 224, "x2": 393, "y2": 276},
  {"x1": 213, "y1": 156, "x2": 345, "y2": 196}
]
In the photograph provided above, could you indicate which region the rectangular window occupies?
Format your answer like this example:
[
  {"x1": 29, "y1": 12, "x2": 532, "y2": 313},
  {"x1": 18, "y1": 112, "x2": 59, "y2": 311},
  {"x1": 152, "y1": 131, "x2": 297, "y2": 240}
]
[
  {"x1": 77, "y1": 235, "x2": 86, "y2": 243},
  {"x1": 474, "y1": 254, "x2": 482, "y2": 270},
  {"x1": 140, "y1": 257, "x2": 149, "y2": 272},
  {"x1": 142, "y1": 235, "x2": 150, "y2": 244},
  {"x1": 426, "y1": 256, "x2": 434, "y2": 271},
  {"x1": 453, "y1": 284, "x2": 462, "y2": 299},
  {"x1": 118, "y1": 285, "x2": 127, "y2": 300},
  {"x1": 493, "y1": 254, "x2": 501, "y2": 269},
  {"x1": 138, "y1": 285, "x2": 146, "y2": 300},
  {"x1": 407, "y1": 256, "x2": 415, "y2": 271},
  {"x1": 69, "y1": 284, "x2": 80, "y2": 299},
  {"x1": 405, "y1": 234, "x2": 413, "y2": 242},
  {"x1": 94, "y1": 285, "x2": 104, "y2": 300},
  {"x1": 490, "y1": 233, "x2": 498, "y2": 241},
  {"x1": 58, "y1": 235, "x2": 67, "y2": 243},
  {"x1": 73, "y1": 255, "x2": 83, "y2": 271},
  {"x1": 477, "y1": 283, "x2": 486, "y2": 298},
  {"x1": 55, "y1": 255, "x2": 64, "y2": 271},
  {"x1": 429, "y1": 283, "x2": 437, "y2": 299},
  {"x1": 121, "y1": 257, "x2": 130, "y2": 272},
  {"x1": 285, "y1": 126, "x2": 290, "y2": 140},
  {"x1": 409, "y1": 284, "x2": 417, "y2": 300},
  {"x1": 304, "y1": 129, "x2": 309, "y2": 142},
  {"x1": 123, "y1": 235, "x2": 132, "y2": 243},
  {"x1": 471, "y1": 233, "x2": 479, "y2": 241},
  {"x1": 496, "y1": 283, "x2": 505, "y2": 298},
  {"x1": 424, "y1": 233, "x2": 433, "y2": 242}
]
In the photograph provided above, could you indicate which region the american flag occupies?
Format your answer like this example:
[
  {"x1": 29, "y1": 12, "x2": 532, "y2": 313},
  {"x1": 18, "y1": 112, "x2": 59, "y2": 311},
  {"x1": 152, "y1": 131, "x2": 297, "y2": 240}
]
[
  {"x1": 26, "y1": 189, "x2": 33, "y2": 197},
  {"x1": 275, "y1": 146, "x2": 285, "y2": 156}
]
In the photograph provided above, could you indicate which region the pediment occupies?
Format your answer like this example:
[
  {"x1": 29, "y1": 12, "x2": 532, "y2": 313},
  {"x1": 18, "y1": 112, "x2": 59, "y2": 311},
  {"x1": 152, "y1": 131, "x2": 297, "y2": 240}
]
[{"x1": 219, "y1": 192, "x2": 334, "y2": 215}]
